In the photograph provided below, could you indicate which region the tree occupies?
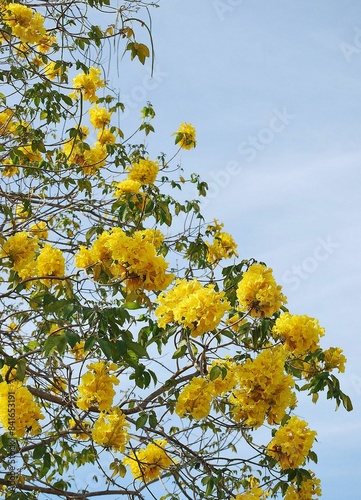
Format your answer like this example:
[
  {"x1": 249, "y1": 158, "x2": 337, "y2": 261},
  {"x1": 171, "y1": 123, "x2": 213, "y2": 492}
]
[{"x1": 0, "y1": 1, "x2": 352, "y2": 499}]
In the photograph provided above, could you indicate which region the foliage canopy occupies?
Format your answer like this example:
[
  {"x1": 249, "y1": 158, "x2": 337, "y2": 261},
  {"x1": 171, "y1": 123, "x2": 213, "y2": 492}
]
[{"x1": 0, "y1": 1, "x2": 352, "y2": 499}]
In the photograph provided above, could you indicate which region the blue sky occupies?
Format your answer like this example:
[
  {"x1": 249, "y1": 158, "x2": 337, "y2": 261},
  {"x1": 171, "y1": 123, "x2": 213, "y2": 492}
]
[{"x1": 114, "y1": 1, "x2": 361, "y2": 497}]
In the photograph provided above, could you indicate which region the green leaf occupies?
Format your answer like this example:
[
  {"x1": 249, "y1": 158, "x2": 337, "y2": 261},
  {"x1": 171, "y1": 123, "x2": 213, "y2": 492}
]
[
  {"x1": 172, "y1": 344, "x2": 187, "y2": 359},
  {"x1": 16, "y1": 358, "x2": 26, "y2": 382},
  {"x1": 123, "y1": 302, "x2": 141, "y2": 310},
  {"x1": 118, "y1": 463, "x2": 127, "y2": 478},
  {"x1": 33, "y1": 443, "x2": 47, "y2": 459},
  {"x1": 149, "y1": 411, "x2": 157, "y2": 429},
  {"x1": 65, "y1": 330, "x2": 80, "y2": 348},
  {"x1": 136, "y1": 413, "x2": 148, "y2": 430},
  {"x1": 209, "y1": 365, "x2": 221, "y2": 381},
  {"x1": 39, "y1": 452, "x2": 51, "y2": 478},
  {"x1": 99, "y1": 338, "x2": 115, "y2": 360},
  {"x1": 308, "y1": 450, "x2": 318, "y2": 464},
  {"x1": 43, "y1": 333, "x2": 67, "y2": 356},
  {"x1": 84, "y1": 335, "x2": 96, "y2": 352},
  {"x1": 341, "y1": 392, "x2": 353, "y2": 411},
  {"x1": 125, "y1": 339, "x2": 148, "y2": 358}
]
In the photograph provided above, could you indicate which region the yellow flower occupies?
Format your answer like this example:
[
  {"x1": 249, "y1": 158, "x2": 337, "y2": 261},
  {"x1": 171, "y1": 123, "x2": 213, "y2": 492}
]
[
  {"x1": 37, "y1": 33, "x2": 57, "y2": 53},
  {"x1": 155, "y1": 279, "x2": 230, "y2": 337},
  {"x1": 0, "y1": 108, "x2": 15, "y2": 136},
  {"x1": 0, "y1": 232, "x2": 38, "y2": 280},
  {"x1": 175, "y1": 377, "x2": 213, "y2": 420},
  {"x1": 231, "y1": 488, "x2": 269, "y2": 500},
  {"x1": 1, "y1": 160, "x2": 19, "y2": 178},
  {"x1": 17, "y1": 146, "x2": 42, "y2": 164},
  {"x1": 44, "y1": 61, "x2": 66, "y2": 81},
  {"x1": 230, "y1": 346, "x2": 295, "y2": 428},
  {"x1": 89, "y1": 105, "x2": 112, "y2": 129},
  {"x1": 70, "y1": 66, "x2": 105, "y2": 102},
  {"x1": 36, "y1": 244, "x2": 65, "y2": 287},
  {"x1": 124, "y1": 439, "x2": 173, "y2": 482},
  {"x1": 0, "y1": 365, "x2": 19, "y2": 382},
  {"x1": 4, "y1": 3, "x2": 46, "y2": 44},
  {"x1": 323, "y1": 347, "x2": 346, "y2": 373},
  {"x1": 135, "y1": 229, "x2": 164, "y2": 250},
  {"x1": 75, "y1": 228, "x2": 173, "y2": 292},
  {"x1": 284, "y1": 470, "x2": 322, "y2": 500},
  {"x1": 70, "y1": 341, "x2": 86, "y2": 361},
  {"x1": 97, "y1": 128, "x2": 116, "y2": 145},
  {"x1": 226, "y1": 313, "x2": 248, "y2": 333},
  {"x1": 236, "y1": 263, "x2": 287, "y2": 318},
  {"x1": 63, "y1": 139, "x2": 107, "y2": 174},
  {"x1": 206, "y1": 231, "x2": 238, "y2": 263},
  {"x1": 69, "y1": 418, "x2": 92, "y2": 441},
  {"x1": 267, "y1": 416, "x2": 317, "y2": 469},
  {"x1": 272, "y1": 313, "x2": 325, "y2": 355},
  {"x1": 113, "y1": 179, "x2": 141, "y2": 196},
  {"x1": 92, "y1": 407, "x2": 129, "y2": 452},
  {"x1": 15, "y1": 204, "x2": 30, "y2": 220},
  {"x1": 173, "y1": 122, "x2": 196, "y2": 149},
  {"x1": 0, "y1": 381, "x2": 44, "y2": 438},
  {"x1": 77, "y1": 361, "x2": 119, "y2": 411},
  {"x1": 207, "y1": 358, "x2": 238, "y2": 397},
  {"x1": 30, "y1": 221, "x2": 48, "y2": 240},
  {"x1": 48, "y1": 324, "x2": 63, "y2": 336},
  {"x1": 128, "y1": 157, "x2": 159, "y2": 184}
]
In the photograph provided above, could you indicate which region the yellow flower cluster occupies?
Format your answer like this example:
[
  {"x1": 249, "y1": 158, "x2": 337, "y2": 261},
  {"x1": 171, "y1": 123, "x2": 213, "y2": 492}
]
[
  {"x1": 0, "y1": 364, "x2": 19, "y2": 382},
  {"x1": 175, "y1": 377, "x2": 213, "y2": 420},
  {"x1": 284, "y1": 471, "x2": 322, "y2": 500},
  {"x1": 89, "y1": 105, "x2": 112, "y2": 129},
  {"x1": 272, "y1": 313, "x2": 325, "y2": 355},
  {"x1": 70, "y1": 340, "x2": 86, "y2": 361},
  {"x1": 75, "y1": 227, "x2": 173, "y2": 292},
  {"x1": 136, "y1": 228, "x2": 164, "y2": 249},
  {"x1": 174, "y1": 122, "x2": 196, "y2": 149},
  {"x1": 63, "y1": 138, "x2": 107, "y2": 175},
  {"x1": 0, "y1": 108, "x2": 16, "y2": 137},
  {"x1": 70, "y1": 66, "x2": 105, "y2": 102},
  {"x1": 0, "y1": 231, "x2": 38, "y2": 280},
  {"x1": 37, "y1": 33, "x2": 57, "y2": 54},
  {"x1": 1, "y1": 160, "x2": 19, "y2": 178},
  {"x1": 124, "y1": 439, "x2": 173, "y2": 482},
  {"x1": 30, "y1": 221, "x2": 48, "y2": 240},
  {"x1": 267, "y1": 416, "x2": 317, "y2": 469},
  {"x1": 0, "y1": 381, "x2": 44, "y2": 438},
  {"x1": 231, "y1": 487, "x2": 268, "y2": 500},
  {"x1": 69, "y1": 418, "x2": 92, "y2": 441},
  {"x1": 206, "y1": 221, "x2": 238, "y2": 263},
  {"x1": 36, "y1": 244, "x2": 65, "y2": 287},
  {"x1": 323, "y1": 346, "x2": 346, "y2": 373},
  {"x1": 44, "y1": 61, "x2": 67, "y2": 81},
  {"x1": 128, "y1": 157, "x2": 159, "y2": 185},
  {"x1": 3, "y1": 3, "x2": 46, "y2": 44},
  {"x1": 113, "y1": 179, "x2": 142, "y2": 197},
  {"x1": 155, "y1": 279, "x2": 230, "y2": 337},
  {"x1": 77, "y1": 361, "x2": 119, "y2": 411},
  {"x1": 97, "y1": 128, "x2": 116, "y2": 146},
  {"x1": 207, "y1": 358, "x2": 238, "y2": 396},
  {"x1": 236, "y1": 263, "x2": 287, "y2": 318},
  {"x1": 92, "y1": 407, "x2": 130, "y2": 452},
  {"x1": 230, "y1": 347, "x2": 295, "y2": 428}
]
